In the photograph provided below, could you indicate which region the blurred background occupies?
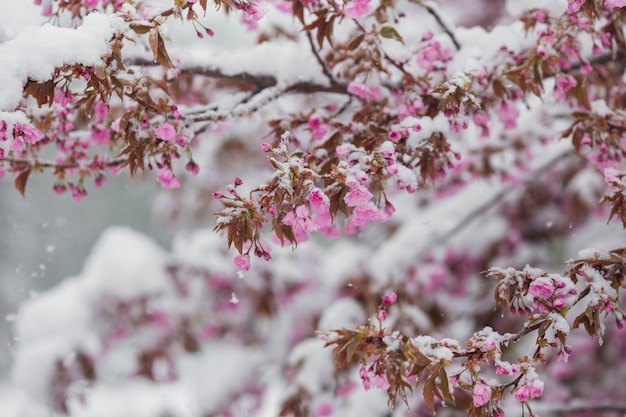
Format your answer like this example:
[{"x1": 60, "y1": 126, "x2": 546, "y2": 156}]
[{"x1": 0, "y1": 173, "x2": 168, "y2": 373}]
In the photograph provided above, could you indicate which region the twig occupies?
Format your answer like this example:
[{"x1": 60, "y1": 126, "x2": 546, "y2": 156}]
[
  {"x1": 306, "y1": 31, "x2": 341, "y2": 88},
  {"x1": 415, "y1": 149, "x2": 578, "y2": 260},
  {"x1": 0, "y1": 157, "x2": 127, "y2": 170},
  {"x1": 537, "y1": 402, "x2": 626, "y2": 416},
  {"x1": 414, "y1": 0, "x2": 461, "y2": 50}
]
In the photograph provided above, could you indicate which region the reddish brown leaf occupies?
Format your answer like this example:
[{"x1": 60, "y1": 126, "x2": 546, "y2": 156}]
[{"x1": 14, "y1": 169, "x2": 31, "y2": 198}]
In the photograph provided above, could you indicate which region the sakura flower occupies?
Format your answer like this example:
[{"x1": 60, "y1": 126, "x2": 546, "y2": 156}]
[
  {"x1": 347, "y1": 82, "x2": 380, "y2": 100},
  {"x1": 416, "y1": 41, "x2": 452, "y2": 71},
  {"x1": 567, "y1": 0, "x2": 585, "y2": 13},
  {"x1": 155, "y1": 122, "x2": 177, "y2": 141},
  {"x1": 496, "y1": 102, "x2": 519, "y2": 129},
  {"x1": 282, "y1": 205, "x2": 318, "y2": 242},
  {"x1": 603, "y1": 167, "x2": 621, "y2": 185},
  {"x1": 307, "y1": 188, "x2": 330, "y2": 211},
  {"x1": 359, "y1": 366, "x2": 389, "y2": 391},
  {"x1": 157, "y1": 167, "x2": 181, "y2": 189},
  {"x1": 381, "y1": 292, "x2": 397, "y2": 306},
  {"x1": 91, "y1": 128, "x2": 110, "y2": 146},
  {"x1": 473, "y1": 383, "x2": 491, "y2": 407},
  {"x1": 349, "y1": 203, "x2": 389, "y2": 229},
  {"x1": 344, "y1": 186, "x2": 373, "y2": 207},
  {"x1": 308, "y1": 117, "x2": 327, "y2": 141},
  {"x1": 388, "y1": 129, "x2": 401, "y2": 141},
  {"x1": 344, "y1": 0, "x2": 371, "y2": 19},
  {"x1": 528, "y1": 379, "x2": 544, "y2": 398},
  {"x1": 606, "y1": 0, "x2": 626, "y2": 7},
  {"x1": 514, "y1": 385, "x2": 530, "y2": 402},
  {"x1": 234, "y1": 254, "x2": 251, "y2": 271},
  {"x1": 10, "y1": 123, "x2": 43, "y2": 151},
  {"x1": 529, "y1": 278, "x2": 555, "y2": 299}
]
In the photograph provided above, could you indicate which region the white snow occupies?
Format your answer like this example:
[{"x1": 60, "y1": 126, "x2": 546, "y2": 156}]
[{"x1": 0, "y1": 13, "x2": 126, "y2": 111}]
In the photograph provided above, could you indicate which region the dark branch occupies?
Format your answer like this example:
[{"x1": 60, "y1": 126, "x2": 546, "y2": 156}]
[
  {"x1": 414, "y1": 0, "x2": 461, "y2": 50},
  {"x1": 416, "y1": 150, "x2": 578, "y2": 260},
  {"x1": 306, "y1": 31, "x2": 341, "y2": 88}
]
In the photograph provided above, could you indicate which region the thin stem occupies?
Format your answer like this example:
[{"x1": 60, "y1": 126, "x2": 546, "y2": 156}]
[
  {"x1": 414, "y1": 0, "x2": 461, "y2": 50},
  {"x1": 306, "y1": 31, "x2": 340, "y2": 88}
]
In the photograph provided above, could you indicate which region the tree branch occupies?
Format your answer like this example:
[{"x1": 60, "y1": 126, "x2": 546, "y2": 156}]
[
  {"x1": 414, "y1": 0, "x2": 461, "y2": 50},
  {"x1": 0, "y1": 157, "x2": 128, "y2": 171},
  {"x1": 537, "y1": 402, "x2": 626, "y2": 416},
  {"x1": 306, "y1": 31, "x2": 341, "y2": 88},
  {"x1": 415, "y1": 149, "x2": 578, "y2": 260}
]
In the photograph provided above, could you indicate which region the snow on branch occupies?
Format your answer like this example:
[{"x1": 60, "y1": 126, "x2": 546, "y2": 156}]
[{"x1": 0, "y1": 12, "x2": 126, "y2": 111}]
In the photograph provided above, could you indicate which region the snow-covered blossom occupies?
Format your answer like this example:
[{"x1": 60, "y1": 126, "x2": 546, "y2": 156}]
[
  {"x1": 154, "y1": 122, "x2": 177, "y2": 141},
  {"x1": 344, "y1": 0, "x2": 371, "y2": 19},
  {"x1": 344, "y1": 185, "x2": 373, "y2": 207},
  {"x1": 529, "y1": 278, "x2": 555, "y2": 299},
  {"x1": 347, "y1": 82, "x2": 380, "y2": 100},
  {"x1": 307, "y1": 187, "x2": 330, "y2": 211},
  {"x1": 416, "y1": 41, "x2": 452, "y2": 71},
  {"x1": 473, "y1": 383, "x2": 491, "y2": 407}
]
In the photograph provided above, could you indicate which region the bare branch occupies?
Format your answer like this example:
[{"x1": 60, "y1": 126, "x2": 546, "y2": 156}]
[
  {"x1": 415, "y1": 149, "x2": 579, "y2": 260},
  {"x1": 0, "y1": 157, "x2": 128, "y2": 171},
  {"x1": 414, "y1": 0, "x2": 461, "y2": 50},
  {"x1": 537, "y1": 402, "x2": 626, "y2": 416},
  {"x1": 306, "y1": 31, "x2": 341, "y2": 88}
]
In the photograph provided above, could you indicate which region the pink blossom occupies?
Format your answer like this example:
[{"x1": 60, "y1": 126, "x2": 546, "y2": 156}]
[
  {"x1": 308, "y1": 117, "x2": 327, "y2": 141},
  {"x1": 344, "y1": 0, "x2": 371, "y2": 19},
  {"x1": 416, "y1": 41, "x2": 452, "y2": 71},
  {"x1": 474, "y1": 112, "x2": 490, "y2": 126},
  {"x1": 91, "y1": 128, "x2": 110, "y2": 146},
  {"x1": 553, "y1": 297, "x2": 566, "y2": 309},
  {"x1": 496, "y1": 102, "x2": 519, "y2": 129},
  {"x1": 514, "y1": 385, "x2": 530, "y2": 402},
  {"x1": 185, "y1": 160, "x2": 200, "y2": 175},
  {"x1": 155, "y1": 122, "x2": 177, "y2": 141},
  {"x1": 535, "y1": 9, "x2": 547, "y2": 22},
  {"x1": 234, "y1": 254, "x2": 251, "y2": 271},
  {"x1": 344, "y1": 186, "x2": 373, "y2": 207},
  {"x1": 388, "y1": 129, "x2": 401, "y2": 141},
  {"x1": 529, "y1": 278, "x2": 555, "y2": 299},
  {"x1": 335, "y1": 144, "x2": 352, "y2": 157},
  {"x1": 157, "y1": 167, "x2": 181, "y2": 189},
  {"x1": 283, "y1": 205, "x2": 318, "y2": 238},
  {"x1": 603, "y1": 167, "x2": 621, "y2": 184},
  {"x1": 529, "y1": 379, "x2": 544, "y2": 398},
  {"x1": 567, "y1": 0, "x2": 585, "y2": 13},
  {"x1": 359, "y1": 366, "x2": 389, "y2": 391},
  {"x1": 606, "y1": 0, "x2": 626, "y2": 7},
  {"x1": 347, "y1": 82, "x2": 380, "y2": 100},
  {"x1": 10, "y1": 123, "x2": 43, "y2": 151},
  {"x1": 349, "y1": 203, "x2": 389, "y2": 229},
  {"x1": 378, "y1": 310, "x2": 387, "y2": 321},
  {"x1": 315, "y1": 403, "x2": 333, "y2": 417},
  {"x1": 473, "y1": 383, "x2": 491, "y2": 408},
  {"x1": 84, "y1": 0, "x2": 99, "y2": 7},
  {"x1": 307, "y1": 188, "x2": 330, "y2": 211},
  {"x1": 381, "y1": 292, "x2": 397, "y2": 306}
]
